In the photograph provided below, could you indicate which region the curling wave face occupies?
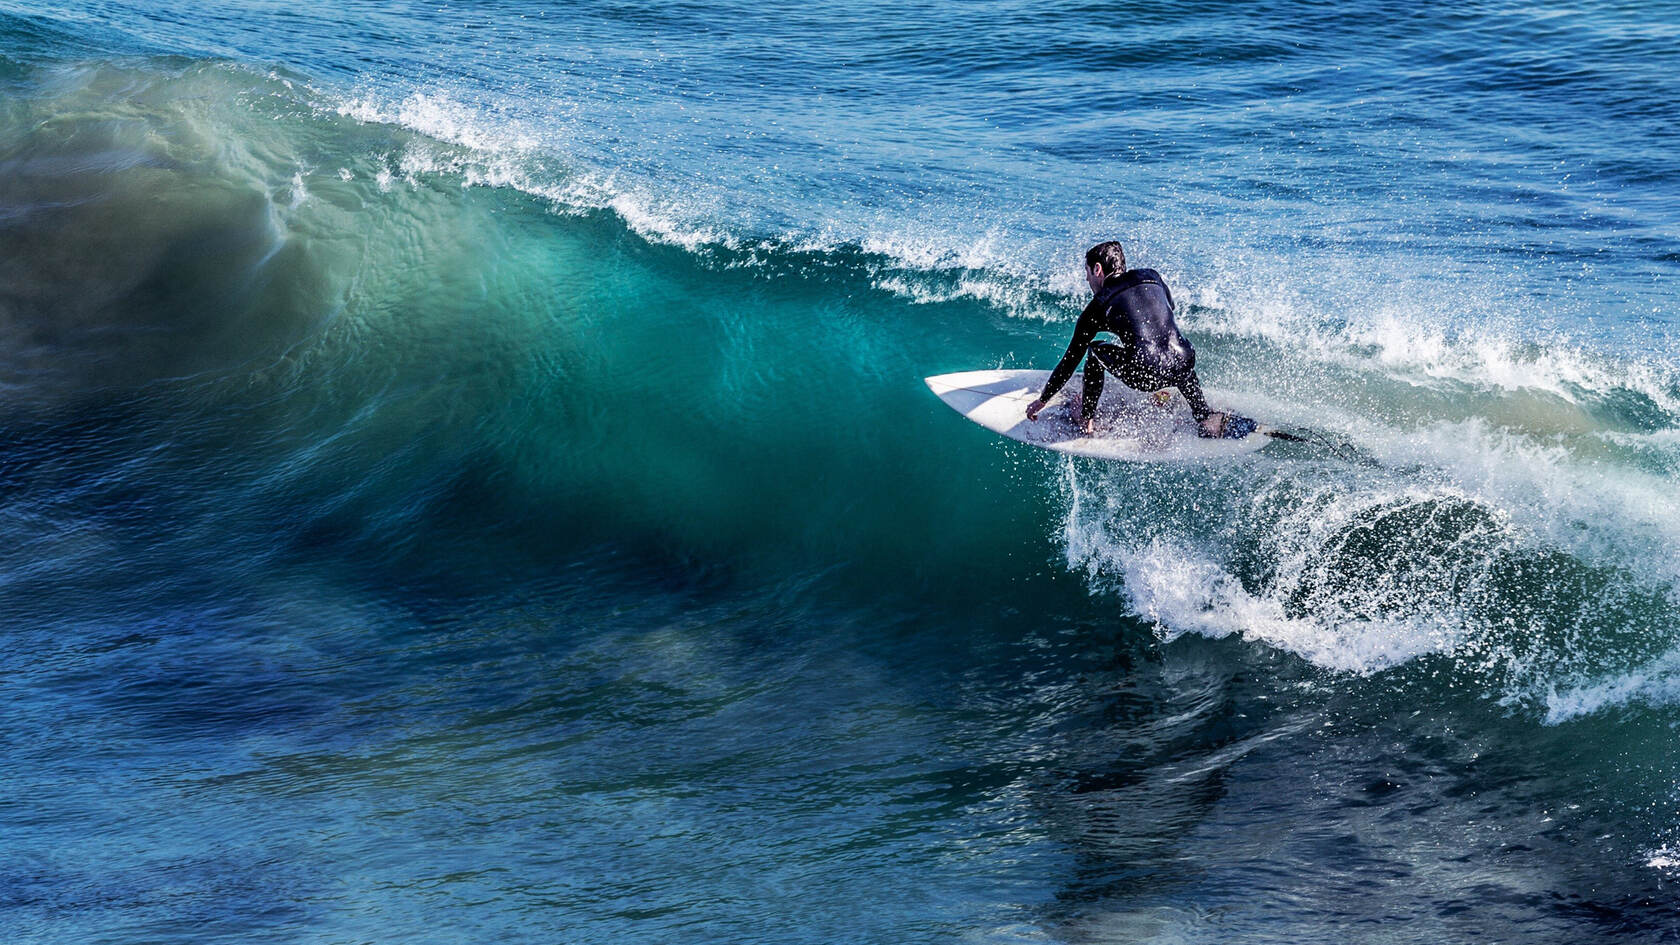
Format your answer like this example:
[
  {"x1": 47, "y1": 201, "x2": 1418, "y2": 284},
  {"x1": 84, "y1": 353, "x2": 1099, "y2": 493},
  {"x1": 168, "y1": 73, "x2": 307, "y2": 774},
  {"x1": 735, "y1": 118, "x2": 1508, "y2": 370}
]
[{"x1": 3, "y1": 51, "x2": 1677, "y2": 710}]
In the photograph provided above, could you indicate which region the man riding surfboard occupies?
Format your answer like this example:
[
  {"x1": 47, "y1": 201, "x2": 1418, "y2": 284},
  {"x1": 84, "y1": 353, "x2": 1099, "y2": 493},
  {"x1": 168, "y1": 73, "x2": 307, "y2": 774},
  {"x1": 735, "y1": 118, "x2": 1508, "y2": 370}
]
[{"x1": 1025, "y1": 241, "x2": 1246, "y2": 439}]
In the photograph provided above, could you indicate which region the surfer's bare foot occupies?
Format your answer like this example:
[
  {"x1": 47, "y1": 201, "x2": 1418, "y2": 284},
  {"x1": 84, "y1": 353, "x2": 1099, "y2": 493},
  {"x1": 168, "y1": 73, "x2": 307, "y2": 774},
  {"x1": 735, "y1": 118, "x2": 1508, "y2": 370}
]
[
  {"x1": 1198, "y1": 412, "x2": 1229, "y2": 438},
  {"x1": 1078, "y1": 417, "x2": 1096, "y2": 436}
]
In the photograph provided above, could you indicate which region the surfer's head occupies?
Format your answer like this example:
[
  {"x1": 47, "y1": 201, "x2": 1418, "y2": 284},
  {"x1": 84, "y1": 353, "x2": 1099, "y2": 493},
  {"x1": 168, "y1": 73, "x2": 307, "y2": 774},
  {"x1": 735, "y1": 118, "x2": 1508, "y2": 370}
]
[{"x1": 1084, "y1": 241, "x2": 1127, "y2": 293}]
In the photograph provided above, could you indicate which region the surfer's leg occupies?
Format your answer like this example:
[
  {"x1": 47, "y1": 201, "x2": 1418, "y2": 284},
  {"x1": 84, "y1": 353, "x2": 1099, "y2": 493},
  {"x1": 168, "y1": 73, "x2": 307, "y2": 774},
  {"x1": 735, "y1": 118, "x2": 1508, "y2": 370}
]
[
  {"x1": 1173, "y1": 369, "x2": 1227, "y2": 437},
  {"x1": 1079, "y1": 352, "x2": 1107, "y2": 426},
  {"x1": 1174, "y1": 368, "x2": 1214, "y2": 423},
  {"x1": 1107, "y1": 353, "x2": 1229, "y2": 438},
  {"x1": 1174, "y1": 368, "x2": 1254, "y2": 438}
]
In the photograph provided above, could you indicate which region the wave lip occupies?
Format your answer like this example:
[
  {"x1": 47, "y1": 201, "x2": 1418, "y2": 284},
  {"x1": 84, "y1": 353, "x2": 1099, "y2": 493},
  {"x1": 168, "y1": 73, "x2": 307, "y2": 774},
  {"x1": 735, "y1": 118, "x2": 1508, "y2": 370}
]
[{"x1": 332, "y1": 90, "x2": 741, "y2": 253}]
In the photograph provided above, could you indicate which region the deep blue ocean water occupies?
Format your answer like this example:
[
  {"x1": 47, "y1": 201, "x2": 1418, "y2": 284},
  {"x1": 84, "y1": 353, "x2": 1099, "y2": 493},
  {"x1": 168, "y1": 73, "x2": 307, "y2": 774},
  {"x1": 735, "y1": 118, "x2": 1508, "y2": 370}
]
[{"x1": 2, "y1": 1, "x2": 1679, "y2": 941}]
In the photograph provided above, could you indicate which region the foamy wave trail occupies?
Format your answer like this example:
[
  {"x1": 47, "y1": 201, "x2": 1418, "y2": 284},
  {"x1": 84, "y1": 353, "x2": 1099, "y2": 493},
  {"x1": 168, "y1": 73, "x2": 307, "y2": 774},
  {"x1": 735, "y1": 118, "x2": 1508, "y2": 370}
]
[{"x1": 1060, "y1": 405, "x2": 1680, "y2": 716}]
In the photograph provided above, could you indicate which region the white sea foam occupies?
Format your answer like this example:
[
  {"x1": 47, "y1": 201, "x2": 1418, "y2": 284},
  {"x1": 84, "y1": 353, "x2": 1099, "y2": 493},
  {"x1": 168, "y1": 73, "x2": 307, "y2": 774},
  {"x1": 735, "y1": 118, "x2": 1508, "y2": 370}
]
[
  {"x1": 1059, "y1": 465, "x2": 1487, "y2": 675},
  {"x1": 336, "y1": 91, "x2": 538, "y2": 154},
  {"x1": 1366, "y1": 418, "x2": 1680, "y2": 586},
  {"x1": 1544, "y1": 646, "x2": 1680, "y2": 724},
  {"x1": 1182, "y1": 283, "x2": 1680, "y2": 417},
  {"x1": 1059, "y1": 408, "x2": 1680, "y2": 699},
  {"x1": 1600, "y1": 427, "x2": 1680, "y2": 448},
  {"x1": 1098, "y1": 536, "x2": 1463, "y2": 674},
  {"x1": 872, "y1": 273, "x2": 1038, "y2": 315},
  {"x1": 336, "y1": 90, "x2": 735, "y2": 252},
  {"x1": 857, "y1": 230, "x2": 1010, "y2": 272},
  {"x1": 1647, "y1": 845, "x2": 1680, "y2": 872}
]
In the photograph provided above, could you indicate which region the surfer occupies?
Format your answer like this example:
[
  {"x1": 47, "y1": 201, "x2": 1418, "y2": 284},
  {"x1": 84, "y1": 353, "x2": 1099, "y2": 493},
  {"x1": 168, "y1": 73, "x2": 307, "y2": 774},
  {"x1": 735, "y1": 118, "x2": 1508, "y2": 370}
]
[{"x1": 1025, "y1": 241, "x2": 1234, "y2": 438}]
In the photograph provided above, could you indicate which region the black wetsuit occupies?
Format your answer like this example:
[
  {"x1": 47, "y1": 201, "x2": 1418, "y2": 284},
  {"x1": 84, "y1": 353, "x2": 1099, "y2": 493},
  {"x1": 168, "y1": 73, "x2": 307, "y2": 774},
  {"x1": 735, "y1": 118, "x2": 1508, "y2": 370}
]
[{"x1": 1039, "y1": 268, "x2": 1215, "y2": 425}]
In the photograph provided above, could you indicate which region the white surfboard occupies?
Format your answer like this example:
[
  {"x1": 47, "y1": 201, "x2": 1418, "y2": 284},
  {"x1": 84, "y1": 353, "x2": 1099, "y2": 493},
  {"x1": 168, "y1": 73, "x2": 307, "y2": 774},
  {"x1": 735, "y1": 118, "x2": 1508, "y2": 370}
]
[{"x1": 925, "y1": 369, "x2": 1274, "y2": 462}]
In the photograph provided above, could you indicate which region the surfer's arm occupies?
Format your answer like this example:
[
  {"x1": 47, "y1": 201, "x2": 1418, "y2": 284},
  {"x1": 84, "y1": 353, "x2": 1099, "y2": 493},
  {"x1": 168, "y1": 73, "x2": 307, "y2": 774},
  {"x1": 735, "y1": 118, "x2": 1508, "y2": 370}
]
[{"x1": 1035, "y1": 302, "x2": 1100, "y2": 406}]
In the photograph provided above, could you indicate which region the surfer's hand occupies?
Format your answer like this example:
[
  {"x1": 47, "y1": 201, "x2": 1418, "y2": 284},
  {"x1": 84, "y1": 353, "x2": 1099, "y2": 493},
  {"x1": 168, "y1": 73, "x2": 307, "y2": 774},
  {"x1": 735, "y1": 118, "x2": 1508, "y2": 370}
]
[{"x1": 1026, "y1": 398, "x2": 1046, "y2": 421}]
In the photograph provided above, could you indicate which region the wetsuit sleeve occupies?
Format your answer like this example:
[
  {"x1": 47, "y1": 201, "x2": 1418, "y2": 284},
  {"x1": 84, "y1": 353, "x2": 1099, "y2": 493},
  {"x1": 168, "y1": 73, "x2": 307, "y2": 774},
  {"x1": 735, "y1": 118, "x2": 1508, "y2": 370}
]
[{"x1": 1038, "y1": 299, "x2": 1101, "y2": 402}]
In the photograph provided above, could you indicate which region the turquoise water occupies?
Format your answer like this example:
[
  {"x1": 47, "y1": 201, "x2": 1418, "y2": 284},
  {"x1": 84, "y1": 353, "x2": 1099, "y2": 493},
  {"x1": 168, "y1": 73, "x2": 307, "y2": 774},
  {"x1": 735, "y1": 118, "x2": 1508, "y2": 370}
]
[{"x1": 2, "y1": 1, "x2": 1679, "y2": 941}]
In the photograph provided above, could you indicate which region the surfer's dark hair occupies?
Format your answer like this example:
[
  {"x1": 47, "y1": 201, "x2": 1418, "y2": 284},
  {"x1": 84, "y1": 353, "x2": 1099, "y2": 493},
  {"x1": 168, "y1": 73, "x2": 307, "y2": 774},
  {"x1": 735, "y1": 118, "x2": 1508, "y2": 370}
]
[{"x1": 1085, "y1": 241, "x2": 1127, "y2": 274}]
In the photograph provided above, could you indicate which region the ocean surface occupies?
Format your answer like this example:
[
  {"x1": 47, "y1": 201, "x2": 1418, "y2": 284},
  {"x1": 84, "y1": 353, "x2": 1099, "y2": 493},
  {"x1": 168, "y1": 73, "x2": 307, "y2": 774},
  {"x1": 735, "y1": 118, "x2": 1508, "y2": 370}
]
[{"x1": 2, "y1": 1, "x2": 1678, "y2": 941}]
